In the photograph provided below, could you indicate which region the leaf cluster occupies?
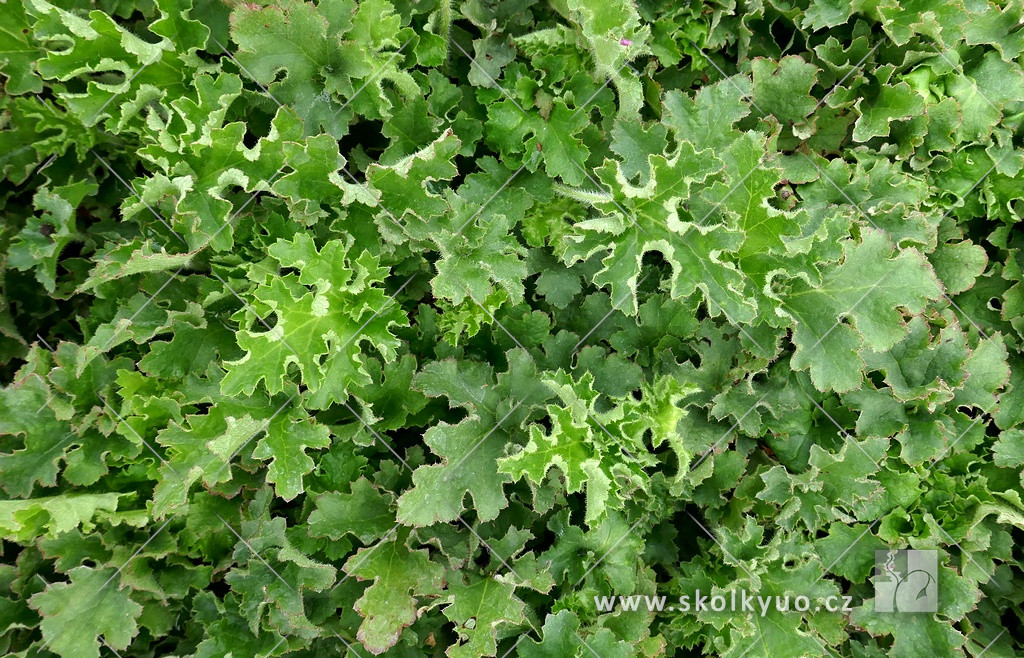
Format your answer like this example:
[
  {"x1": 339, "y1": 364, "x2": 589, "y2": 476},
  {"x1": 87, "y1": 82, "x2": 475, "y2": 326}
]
[{"x1": 2, "y1": 0, "x2": 1024, "y2": 657}]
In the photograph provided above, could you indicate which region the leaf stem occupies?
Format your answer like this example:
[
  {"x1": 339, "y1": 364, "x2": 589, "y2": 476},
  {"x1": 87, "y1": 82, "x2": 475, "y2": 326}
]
[
  {"x1": 435, "y1": 0, "x2": 453, "y2": 64},
  {"x1": 553, "y1": 183, "x2": 613, "y2": 205}
]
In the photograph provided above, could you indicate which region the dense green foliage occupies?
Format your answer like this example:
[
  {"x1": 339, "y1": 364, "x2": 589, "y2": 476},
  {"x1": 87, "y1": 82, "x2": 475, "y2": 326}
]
[{"x1": 2, "y1": 0, "x2": 1024, "y2": 656}]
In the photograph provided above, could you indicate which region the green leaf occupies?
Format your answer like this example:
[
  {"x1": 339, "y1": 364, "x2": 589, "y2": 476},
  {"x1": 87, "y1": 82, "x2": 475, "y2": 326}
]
[
  {"x1": 229, "y1": 0, "x2": 417, "y2": 134},
  {"x1": 307, "y1": 477, "x2": 395, "y2": 543},
  {"x1": 0, "y1": 372, "x2": 76, "y2": 497},
  {"x1": 27, "y1": 0, "x2": 166, "y2": 128},
  {"x1": 486, "y1": 100, "x2": 587, "y2": 184},
  {"x1": 397, "y1": 351, "x2": 545, "y2": 525},
  {"x1": 751, "y1": 56, "x2": 819, "y2": 126},
  {"x1": 560, "y1": 145, "x2": 750, "y2": 319},
  {"x1": 342, "y1": 527, "x2": 445, "y2": 654},
  {"x1": 153, "y1": 410, "x2": 267, "y2": 518},
  {"x1": 223, "y1": 499, "x2": 337, "y2": 638},
  {"x1": 442, "y1": 574, "x2": 526, "y2": 658},
  {"x1": 366, "y1": 130, "x2": 461, "y2": 238},
  {"x1": 29, "y1": 566, "x2": 143, "y2": 658},
  {"x1": 853, "y1": 81, "x2": 926, "y2": 142},
  {"x1": 930, "y1": 239, "x2": 988, "y2": 295},
  {"x1": 0, "y1": 493, "x2": 124, "y2": 541},
  {"x1": 251, "y1": 409, "x2": 331, "y2": 501},
  {"x1": 517, "y1": 609, "x2": 584, "y2": 656},
  {"x1": 852, "y1": 562, "x2": 979, "y2": 658},
  {"x1": 9, "y1": 180, "x2": 98, "y2": 293},
  {"x1": 993, "y1": 429, "x2": 1024, "y2": 468},
  {"x1": 220, "y1": 233, "x2": 408, "y2": 406},
  {"x1": 802, "y1": 0, "x2": 854, "y2": 30},
  {"x1": 783, "y1": 229, "x2": 944, "y2": 392},
  {"x1": 564, "y1": 0, "x2": 649, "y2": 113},
  {"x1": 498, "y1": 371, "x2": 659, "y2": 525},
  {"x1": 0, "y1": 0, "x2": 44, "y2": 94}
]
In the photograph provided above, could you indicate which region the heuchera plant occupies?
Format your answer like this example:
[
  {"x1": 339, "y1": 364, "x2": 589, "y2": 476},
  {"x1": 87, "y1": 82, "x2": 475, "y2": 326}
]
[{"x1": 1, "y1": 0, "x2": 1023, "y2": 656}]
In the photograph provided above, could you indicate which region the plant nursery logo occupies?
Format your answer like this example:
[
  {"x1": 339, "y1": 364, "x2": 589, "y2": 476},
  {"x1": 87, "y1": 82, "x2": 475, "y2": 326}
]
[{"x1": 873, "y1": 549, "x2": 938, "y2": 613}]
